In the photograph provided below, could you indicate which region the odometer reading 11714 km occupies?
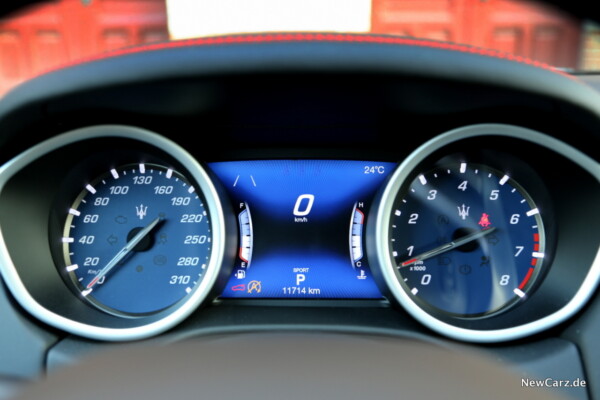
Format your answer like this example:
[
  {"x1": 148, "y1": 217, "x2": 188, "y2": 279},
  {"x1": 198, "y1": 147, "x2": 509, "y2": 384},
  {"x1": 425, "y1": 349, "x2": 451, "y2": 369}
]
[{"x1": 62, "y1": 163, "x2": 213, "y2": 316}]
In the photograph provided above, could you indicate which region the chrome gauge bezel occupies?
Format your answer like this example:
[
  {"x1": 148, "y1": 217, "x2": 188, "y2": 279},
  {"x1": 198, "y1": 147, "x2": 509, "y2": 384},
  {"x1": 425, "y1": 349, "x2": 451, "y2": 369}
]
[
  {"x1": 369, "y1": 124, "x2": 600, "y2": 343},
  {"x1": 0, "y1": 126, "x2": 229, "y2": 341}
]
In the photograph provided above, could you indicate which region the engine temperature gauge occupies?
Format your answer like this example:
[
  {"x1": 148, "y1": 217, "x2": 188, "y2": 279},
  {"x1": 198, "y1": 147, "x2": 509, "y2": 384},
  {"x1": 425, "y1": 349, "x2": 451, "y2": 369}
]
[{"x1": 349, "y1": 202, "x2": 365, "y2": 267}]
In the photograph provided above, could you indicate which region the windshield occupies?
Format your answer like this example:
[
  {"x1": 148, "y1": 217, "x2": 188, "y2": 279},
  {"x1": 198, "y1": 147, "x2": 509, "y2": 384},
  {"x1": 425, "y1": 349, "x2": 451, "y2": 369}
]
[{"x1": 0, "y1": 0, "x2": 596, "y2": 98}]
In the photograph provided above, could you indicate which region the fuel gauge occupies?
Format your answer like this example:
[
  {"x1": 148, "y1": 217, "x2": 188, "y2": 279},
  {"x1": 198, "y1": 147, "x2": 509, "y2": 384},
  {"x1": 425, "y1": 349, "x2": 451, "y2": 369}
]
[
  {"x1": 238, "y1": 202, "x2": 253, "y2": 268},
  {"x1": 232, "y1": 201, "x2": 253, "y2": 282}
]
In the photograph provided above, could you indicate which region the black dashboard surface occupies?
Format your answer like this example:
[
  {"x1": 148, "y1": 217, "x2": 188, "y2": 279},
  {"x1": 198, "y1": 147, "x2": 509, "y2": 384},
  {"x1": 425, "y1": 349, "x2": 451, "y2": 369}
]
[{"x1": 0, "y1": 36, "x2": 598, "y2": 399}]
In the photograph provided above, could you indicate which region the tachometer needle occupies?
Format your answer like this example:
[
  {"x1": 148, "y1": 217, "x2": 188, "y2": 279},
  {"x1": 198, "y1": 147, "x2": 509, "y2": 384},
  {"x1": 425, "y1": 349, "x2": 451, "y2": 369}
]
[
  {"x1": 86, "y1": 217, "x2": 161, "y2": 289},
  {"x1": 400, "y1": 227, "x2": 497, "y2": 268}
]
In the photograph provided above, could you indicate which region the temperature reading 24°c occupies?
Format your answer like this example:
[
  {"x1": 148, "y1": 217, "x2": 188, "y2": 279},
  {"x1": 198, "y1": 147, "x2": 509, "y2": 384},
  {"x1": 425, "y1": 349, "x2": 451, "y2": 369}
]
[{"x1": 364, "y1": 166, "x2": 386, "y2": 174}]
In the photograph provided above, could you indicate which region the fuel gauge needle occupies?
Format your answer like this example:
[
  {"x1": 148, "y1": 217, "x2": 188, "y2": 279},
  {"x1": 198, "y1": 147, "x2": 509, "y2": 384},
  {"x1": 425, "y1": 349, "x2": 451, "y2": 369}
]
[
  {"x1": 86, "y1": 217, "x2": 161, "y2": 290},
  {"x1": 400, "y1": 227, "x2": 496, "y2": 268}
]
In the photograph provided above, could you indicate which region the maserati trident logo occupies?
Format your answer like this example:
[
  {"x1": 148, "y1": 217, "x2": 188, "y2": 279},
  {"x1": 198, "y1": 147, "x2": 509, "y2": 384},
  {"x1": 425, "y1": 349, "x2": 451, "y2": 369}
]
[
  {"x1": 457, "y1": 204, "x2": 470, "y2": 220},
  {"x1": 136, "y1": 204, "x2": 148, "y2": 220}
]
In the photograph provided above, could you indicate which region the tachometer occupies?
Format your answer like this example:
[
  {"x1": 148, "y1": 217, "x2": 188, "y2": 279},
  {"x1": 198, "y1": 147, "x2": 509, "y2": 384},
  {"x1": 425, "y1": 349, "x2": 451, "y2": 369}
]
[
  {"x1": 389, "y1": 162, "x2": 544, "y2": 317},
  {"x1": 365, "y1": 124, "x2": 590, "y2": 343},
  {"x1": 63, "y1": 163, "x2": 212, "y2": 316}
]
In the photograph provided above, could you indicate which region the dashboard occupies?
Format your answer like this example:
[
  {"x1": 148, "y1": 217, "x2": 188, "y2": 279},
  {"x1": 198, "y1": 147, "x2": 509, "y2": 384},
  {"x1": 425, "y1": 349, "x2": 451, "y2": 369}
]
[{"x1": 0, "y1": 34, "x2": 598, "y2": 399}]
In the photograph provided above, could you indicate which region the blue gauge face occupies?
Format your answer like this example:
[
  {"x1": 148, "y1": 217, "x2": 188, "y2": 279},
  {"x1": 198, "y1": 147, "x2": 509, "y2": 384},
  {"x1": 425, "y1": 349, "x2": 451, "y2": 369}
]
[
  {"x1": 63, "y1": 164, "x2": 212, "y2": 316},
  {"x1": 389, "y1": 163, "x2": 545, "y2": 317}
]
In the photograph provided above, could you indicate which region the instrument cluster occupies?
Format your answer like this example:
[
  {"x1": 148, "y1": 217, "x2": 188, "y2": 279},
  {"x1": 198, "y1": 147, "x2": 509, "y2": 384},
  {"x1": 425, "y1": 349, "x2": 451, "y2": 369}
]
[{"x1": 0, "y1": 123, "x2": 598, "y2": 343}]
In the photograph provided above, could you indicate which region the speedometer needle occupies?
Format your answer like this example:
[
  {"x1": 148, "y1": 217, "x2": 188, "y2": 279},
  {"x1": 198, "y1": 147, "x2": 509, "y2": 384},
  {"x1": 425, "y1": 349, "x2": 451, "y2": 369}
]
[
  {"x1": 399, "y1": 227, "x2": 497, "y2": 268},
  {"x1": 86, "y1": 217, "x2": 161, "y2": 289}
]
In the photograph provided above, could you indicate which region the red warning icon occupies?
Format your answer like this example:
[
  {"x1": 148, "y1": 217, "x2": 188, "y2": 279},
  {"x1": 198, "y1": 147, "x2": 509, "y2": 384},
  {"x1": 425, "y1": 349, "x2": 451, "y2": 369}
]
[{"x1": 478, "y1": 213, "x2": 492, "y2": 228}]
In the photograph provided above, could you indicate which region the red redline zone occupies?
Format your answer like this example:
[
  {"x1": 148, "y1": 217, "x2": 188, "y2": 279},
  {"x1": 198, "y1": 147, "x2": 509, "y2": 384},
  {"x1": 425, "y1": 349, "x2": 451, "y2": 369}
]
[
  {"x1": 38, "y1": 33, "x2": 572, "y2": 79},
  {"x1": 521, "y1": 232, "x2": 542, "y2": 289},
  {"x1": 519, "y1": 267, "x2": 535, "y2": 290}
]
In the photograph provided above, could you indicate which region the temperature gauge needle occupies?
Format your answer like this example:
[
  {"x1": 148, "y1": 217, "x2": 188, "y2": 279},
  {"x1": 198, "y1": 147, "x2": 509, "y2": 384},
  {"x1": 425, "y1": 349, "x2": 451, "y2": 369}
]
[
  {"x1": 86, "y1": 217, "x2": 161, "y2": 289},
  {"x1": 400, "y1": 227, "x2": 497, "y2": 268}
]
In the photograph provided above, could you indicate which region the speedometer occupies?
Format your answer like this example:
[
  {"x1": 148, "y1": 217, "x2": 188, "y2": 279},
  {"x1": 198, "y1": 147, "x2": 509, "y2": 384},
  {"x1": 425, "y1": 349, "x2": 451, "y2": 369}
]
[
  {"x1": 63, "y1": 163, "x2": 212, "y2": 316},
  {"x1": 0, "y1": 125, "x2": 230, "y2": 340}
]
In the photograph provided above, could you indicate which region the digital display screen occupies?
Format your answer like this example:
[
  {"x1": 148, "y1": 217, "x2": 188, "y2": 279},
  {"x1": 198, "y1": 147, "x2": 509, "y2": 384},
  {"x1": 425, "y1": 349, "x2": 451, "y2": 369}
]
[{"x1": 208, "y1": 160, "x2": 395, "y2": 298}]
